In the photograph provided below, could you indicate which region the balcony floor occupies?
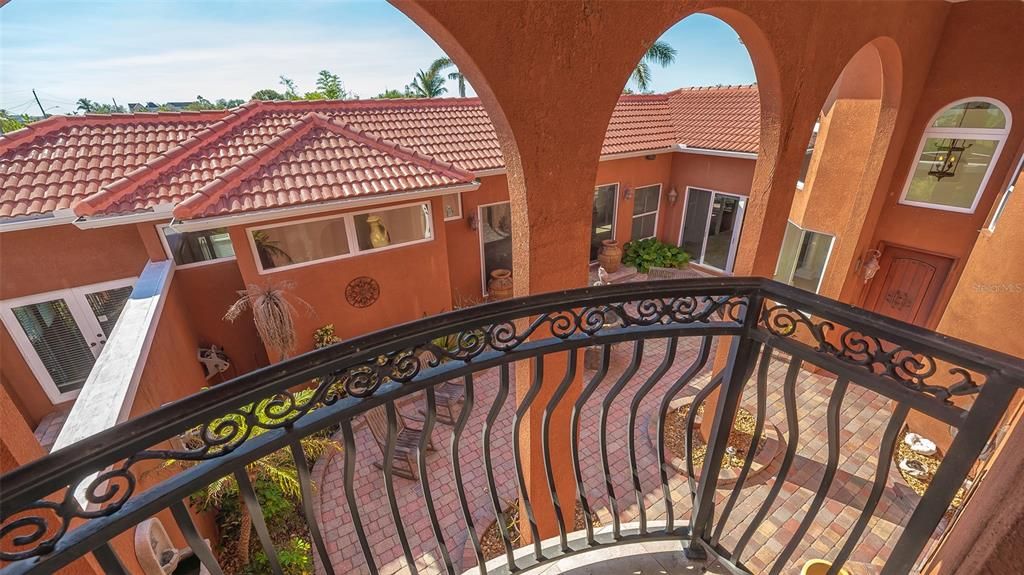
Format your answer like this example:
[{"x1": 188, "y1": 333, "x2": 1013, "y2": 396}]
[{"x1": 312, "y1": 337, "x2": 927, "y2": 574}]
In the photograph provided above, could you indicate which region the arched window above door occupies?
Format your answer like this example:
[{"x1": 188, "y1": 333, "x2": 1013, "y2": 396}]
[{"x1": 900, "y1": 98, "x2": 1011, "y2": 213}]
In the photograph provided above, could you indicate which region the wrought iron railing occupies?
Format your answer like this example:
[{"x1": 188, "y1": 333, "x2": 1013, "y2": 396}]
[{"x1": 2, "y1": 278, "x2": 1022, "y2": 575}]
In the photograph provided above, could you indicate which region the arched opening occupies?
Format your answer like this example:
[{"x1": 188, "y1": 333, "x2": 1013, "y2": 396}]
[
  {"x1": 588, "y1": 13, "x2": 764, "y2": 280},
  {"x1": 773, "y1": 39, "x2": 902, "y2": 300}
]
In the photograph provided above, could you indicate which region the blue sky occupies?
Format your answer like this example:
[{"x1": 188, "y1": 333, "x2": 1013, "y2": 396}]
[{"x1": 0, "y1": 0, "x2": 755, "y2": 114}]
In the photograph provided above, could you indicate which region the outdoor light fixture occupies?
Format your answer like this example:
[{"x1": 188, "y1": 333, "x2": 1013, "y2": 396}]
[
  {"x1": 644, "y1": 154, "x2": 657, "y2": 160},
  {"x1": 862, "y1": 249, "x2": 882, "y2": 284},
  {"x1": 928, "y1": 139, "x2": 971, "y2": 181},
  {"x1": 623, "y1": 187, "x2": 633, "y2": 200},
  {"x1": 667, "y1": 187, "x2": 679, "y2": 205},
  {"x1": 468, "y1": 214, "x2": 479, "y2": 230}
]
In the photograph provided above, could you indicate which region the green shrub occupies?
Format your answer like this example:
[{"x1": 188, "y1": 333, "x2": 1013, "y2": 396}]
[
  {"x1": 622, "y1": 238, "x2": 690, "y2": 273},
  {"x1": 248, "y1": 537, "x2": 312, "y2": 575}
]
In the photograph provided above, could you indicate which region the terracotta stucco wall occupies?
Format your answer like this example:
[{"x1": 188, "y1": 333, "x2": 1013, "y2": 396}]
[
  {"x1": 0, "y1": 224, "x2": 150, "y2": 426},
  {"x1": 229, "y1": 196, "x2": 454, "y2": 358},
  {"x1": 594, "y1": 153, "x2": 675, "y2": 247},
  {"x1": 662, "y1": 153, "x2": 756, "y2": 251}
]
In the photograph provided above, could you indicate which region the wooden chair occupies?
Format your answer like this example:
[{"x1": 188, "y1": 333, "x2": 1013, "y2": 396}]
[
  {"x1": 365, "y1": 404, "x2": 435, "y2": 480},
  {"x1": 433, "y1": 380, "x2": 466, "y2": 425}
]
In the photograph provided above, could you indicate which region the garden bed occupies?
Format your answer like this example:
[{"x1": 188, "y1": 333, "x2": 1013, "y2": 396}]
[{"x1": 479, "y1": 499, "x2": 602, "y2": 561}]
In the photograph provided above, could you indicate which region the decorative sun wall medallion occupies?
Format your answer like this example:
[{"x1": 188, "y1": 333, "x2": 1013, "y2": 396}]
[{"x1": 345, "y1": 276, "x2": 380, "y2": 308}]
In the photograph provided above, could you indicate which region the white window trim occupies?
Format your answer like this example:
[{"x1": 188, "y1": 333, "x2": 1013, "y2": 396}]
[
  {"x1": 986, "y1": 153, "x2": 1024, "y2": 233},
  {"x1": 247, "y1": 201, "x2": 435, "y2": 274},
  {"x1": 898, "y1": 97, "x2": 1012, "y2": 215},
  {"x1": 442, "y1": 193, "x2": 463, "y2": 221},
  {"x1": 630, "y1": 183, "x2": 662, "y2": 241},
  {"x1": 0, "y1": 276, "x2": 137, "y2": 404},
  {"x1": 157, "y1": 223, "x2": 237, "y2": 270},
  {"x1": 477, "y1": 200, "x2": 512, "y2": 296},
  {"x1": 774, "y1": 220, "x2": 836, "y2": 294},
  {"x1": 591, "y1": 182, "x2": 620, "y2": 263},
  {"x1": 796, "y1": 120, "x2": 822, "y2": 191},
  {"x1": 678, "y1": 186, "x2": 748, "y2": 273}
]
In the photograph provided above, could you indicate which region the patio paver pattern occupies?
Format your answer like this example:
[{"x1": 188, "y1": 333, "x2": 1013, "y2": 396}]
[{"x1": 312, "y1": 336, "x2": 926, "y2": 574}]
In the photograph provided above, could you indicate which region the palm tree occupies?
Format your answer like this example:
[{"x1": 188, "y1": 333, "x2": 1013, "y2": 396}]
[
  {"x1": 76, "y1": 98, "x2": 97, "y2": 114},
  {"x1": 174, "y1": 389, "x2": 338, "y2": 565},
  {"x1": 631, "y1": 40, "x2": 678, "y2": 92},
  {"x1": 406, "y1": 67, "x2": 448, "y2": 98},
  {"x1": 430, "y1": 57, "x2": 467, "y2": 97},
  {"x1": 224, "y1": 281, "x2": 311, "y2": 361}
]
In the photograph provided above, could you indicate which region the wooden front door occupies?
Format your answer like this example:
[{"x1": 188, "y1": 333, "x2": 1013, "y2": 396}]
[{"x1": 863, "y1": 246, "x2": 954, "y2": 327}]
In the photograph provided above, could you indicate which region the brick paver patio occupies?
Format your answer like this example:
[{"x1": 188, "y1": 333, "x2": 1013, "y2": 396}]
[{"x1": 312, "y1": 336, "x2": 930, "y2": 574}]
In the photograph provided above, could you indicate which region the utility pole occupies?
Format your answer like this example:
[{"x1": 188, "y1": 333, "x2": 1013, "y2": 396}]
[
  {"x1": 112, "y1": 98, "x2": 120, "y2": 112},
  {"x1": 32, "y1": 89, "x2": 49, "y2": 118}
]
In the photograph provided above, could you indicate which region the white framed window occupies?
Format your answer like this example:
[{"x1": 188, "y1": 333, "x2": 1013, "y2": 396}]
[
  {"x1": 899, "y1": 98, "x2": 1011, "y2": 214},
  {"x1": 678, "y1": 187, "x2": 747, "y2": 273},
  {"x1": 796, "y1": 119, "x2": 822, "y2": 190},
  {"x1": 442, "y1": 193, "x2": 463, "y2": 221},
  {"x1": 630, "y1": 184, "x2": 661, "y2": 241},
  {"x1": 773, "y1": 221, "x2": 835, "y2": 294},
  {"x1": 478, "y1": 201, "x2": 513, "y2": 295},
  {"x1": 248, "y1": 201, "x2": 434, "y2": 273},
  {"x1": 590, "y1": 183, "x2": 618, "y2": 261},
  {"x1": 0, "y1": 277, "x2": 136, "y2": 403},
  {"x1": 159, "y1": 225, "x2": 235, "y2": 268}
]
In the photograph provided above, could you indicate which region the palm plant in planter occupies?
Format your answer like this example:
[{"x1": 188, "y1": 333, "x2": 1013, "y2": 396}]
[{"x1": 225, "y1": 281, "x2": 312, "y2": 361}]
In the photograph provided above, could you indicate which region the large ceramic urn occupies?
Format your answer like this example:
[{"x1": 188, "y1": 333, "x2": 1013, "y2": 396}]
[{"x1": 597, "y1": 239, "x2": 623, "y2": 273}]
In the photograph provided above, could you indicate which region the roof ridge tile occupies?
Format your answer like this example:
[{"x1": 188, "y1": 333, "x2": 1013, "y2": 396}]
[{"x1": 72, "y1": 101, "x2": 263, "y2": 216}]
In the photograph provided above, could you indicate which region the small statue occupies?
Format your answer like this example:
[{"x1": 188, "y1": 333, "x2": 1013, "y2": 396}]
[
  {"x1": 594, "y1": 266, "x2": 610, "y2": 286},
  {"x1": 904, "y1": 432, "x2": 937, "y2": 456}
]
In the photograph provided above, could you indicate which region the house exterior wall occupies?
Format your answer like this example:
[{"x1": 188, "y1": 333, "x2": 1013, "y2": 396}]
[
  {"x1": 662, "y1": 153, "x2": 756, "y2": 251},
  {"x1": 594, "y1": 153, "x2": 675, "y2": 246},
  {"x1": 228, "y1": 195, "x2": 454, "y2": 359}
]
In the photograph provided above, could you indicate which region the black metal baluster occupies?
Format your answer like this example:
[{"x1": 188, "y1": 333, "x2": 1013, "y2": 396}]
[
  {"x1": 600, "y1": 339, "x2": 646, "y2": 540},
  {"x1": 629, "y1": 337, "x2": 679, "y2": 535},
  {"x1": 340, "y1": 420, "x2": 377, "y2": 575},
  {"x1": 770, "y1": 378, "x2": 849, "y2": 574},
  {"x1": 732, "y1": 355, "x2": 801, "y2": 562},
  {"x1": 658, "y1": 336, "x2": 712, "y2": 532},
  {"x1": 541, "y1": 349, "x2": 579, "y2": 552},
  {"x1": 484, "y1": 364, "x2": 517, "y2": 569},
  {"x1": 289, "y1": 439, "x2": 336, "y2": 575},
  {"x1": 170, "y1": 500, "x2": 225, "y2": 575},
  {"x1": 92, "y1": 543, "x2": 129, "y2": 574},
  {"x1": 684, "y1": 372, "x2": 723, "y2": 498},
  {"x1": 572, "y1": 344, "x2": 612, "y2": 546},
  {"x1": 512, "y1": 355, "x2": 545, "y2": 560},
  {"x1": 711, "y1": 344, "x2": 772, "y2": 546},
  {"x1": 827, "y1": 404, "x2": 909, "y2": 575},
  {"x1": 417, "y1": 389, "x2": 454, "y2": 575},
  {"x1": 235, "y1": 470, "x2": 284, "y2": 575},
  {"x1": 452, "y1": 375, "x2": 486, "y2": 572},
  {"x1": 382, "y1": 403, "x2": 422, "y2": 574}
]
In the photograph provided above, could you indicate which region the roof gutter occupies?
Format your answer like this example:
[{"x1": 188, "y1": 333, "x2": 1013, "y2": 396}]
[
  {"x1": 675, "y1": 144, "x2": 758, "y2": 160},
  {"x1": 0, "y1": 209, "x2": 77, "y2": 233},
  {"x1": 72, "y1": 203, "x2": 177, "y2": 229},
  {"x1": 169, "y1": 181, "x2": 481, "y2": 232}
]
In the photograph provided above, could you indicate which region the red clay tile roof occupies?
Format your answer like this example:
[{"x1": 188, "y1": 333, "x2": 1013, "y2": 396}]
[
  {"x1": 0, "y1": 86, "x2": 759, "y2": 221},
  {"x1": 666, "y1": 85, "x2": 760, "y2": 153}
]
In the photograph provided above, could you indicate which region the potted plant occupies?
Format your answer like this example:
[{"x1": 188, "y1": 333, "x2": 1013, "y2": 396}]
[{"x1": 622, "y1": 238, "x2": 690, "y2": 273}]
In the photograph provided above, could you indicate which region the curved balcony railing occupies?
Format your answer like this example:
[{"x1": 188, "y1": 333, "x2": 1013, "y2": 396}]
[{"x1": 2, "y1": 278, "x2": 1022, "y2": 575}]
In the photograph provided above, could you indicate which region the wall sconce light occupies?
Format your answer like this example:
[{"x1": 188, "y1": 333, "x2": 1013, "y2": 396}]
[
  {"x1": 623, "y1": 187, "x2": 633, "y2": 200},
  {"x1": 862, "y1": 249, "x2": 882, "y2": 284},
  {"x1": 667, "y1": 187, "x2": 679, "y2": 205},
  {"x1": 644, "y1": 154, "x2": 657, "y2": 161},
  {"x1": 468, "y1": 214, "x2": 479, "y2": 231}
]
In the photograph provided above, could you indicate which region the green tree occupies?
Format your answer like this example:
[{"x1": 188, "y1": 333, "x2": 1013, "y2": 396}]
[
  {"x1": 375, "y1": 87, "x2": 412, "y2": 99},
  {"x1": 251, "y1": 88, "x2": 286, "y2": 101},
  {"x1": 76, "y1": 98, "x2": 97, "y2": 113},
  {"x1": 430, "y1": 57, "x2": 467, "y2": 97},
  {"x1": 630, "y1": 40, "x2": 677, "y2": 92},
  {"x1": 406, "y1": 67, "x2": 447, "y2": 98},
  {"x1": 279, "y1": 75, "x2": 299, "y2": 100},
  {"x1": 315, "y1": 69, "x2": 346, "y2": 100},
  {"x1": 0, "y1": 110, "x2": 28, "y2": 132}
]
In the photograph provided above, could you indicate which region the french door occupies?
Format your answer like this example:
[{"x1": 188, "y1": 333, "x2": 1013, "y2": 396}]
[
  {"x1": 679, "y1": 188, "x2": 747, "y2": 272},
  {"x1": 0, "y1": 278, "x2": 135, "y2": 403}
]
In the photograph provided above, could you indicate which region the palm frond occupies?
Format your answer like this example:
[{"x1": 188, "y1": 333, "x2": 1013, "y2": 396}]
[
  {"x1": 644, "y1": 40, "x2": 677, "y2": 68},
  {"x1": 632, "y1": 61, "x2": 653, "y2": 92},
  {"x1": 224, "y1": 281, "x2": 312, "y2": 360},
  {"x1": 429, "y1": 57, "x2": 453, "y2": 76}
]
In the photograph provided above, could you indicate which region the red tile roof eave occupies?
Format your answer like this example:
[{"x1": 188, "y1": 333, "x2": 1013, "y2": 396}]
[{"x1": 173, "y1": 180, "x2": 481, "y2": 227}]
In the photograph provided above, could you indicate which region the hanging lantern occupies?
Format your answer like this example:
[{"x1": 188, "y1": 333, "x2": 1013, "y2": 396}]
[
  {"x1": 928, "y1": 139, "x2": 970, "y2": 181},
  {"x1": 862, "y1": 249, "x2": 882, "y2": 284}
]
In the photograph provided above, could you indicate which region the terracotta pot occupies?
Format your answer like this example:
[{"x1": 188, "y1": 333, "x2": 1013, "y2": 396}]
[
  {"x1": 488, "y1": 269, "x2": 514, "y2": 301},
  {"x1": 597, "y1": 239, "x2": 623, "y2": 273}
]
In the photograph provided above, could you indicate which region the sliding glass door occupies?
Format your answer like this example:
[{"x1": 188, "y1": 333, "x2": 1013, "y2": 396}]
[
  {"x1": 590, "y1": 184, "x2": 618, "y2": 261},
  {"x1": 679, "y1": 188, "x2": 747, "y2": 272},
  {"x1": 479, "y1": 202, "x2": 513, "y2": 293},
  {"x1": 1, "y1": 279, "x2": 134, "y2": 402}
]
